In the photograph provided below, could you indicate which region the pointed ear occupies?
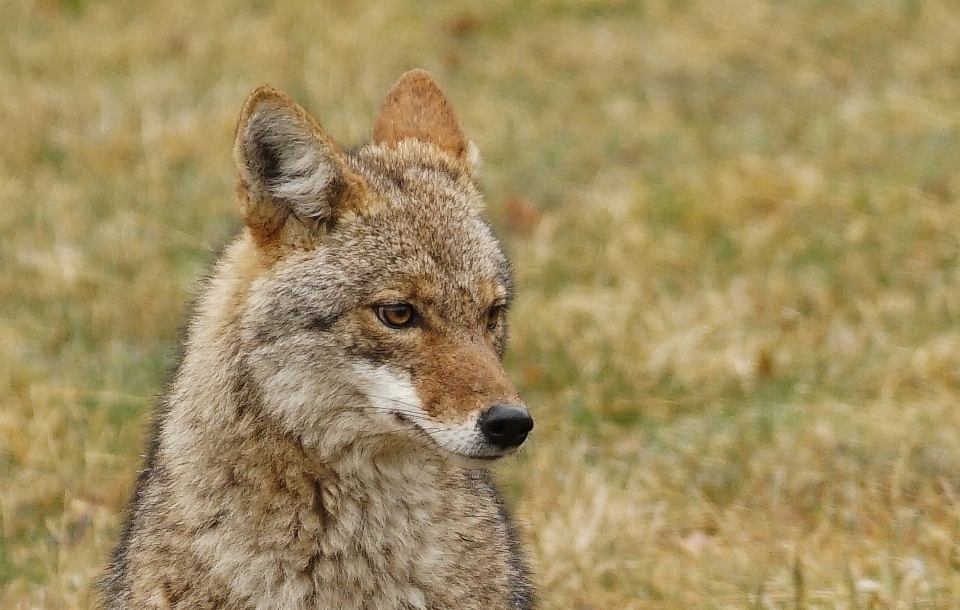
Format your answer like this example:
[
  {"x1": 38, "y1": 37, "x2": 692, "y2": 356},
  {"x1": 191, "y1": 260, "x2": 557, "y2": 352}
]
[
  {"x1": 371, "y1": 69, "x2": 474, "y2": 162},
  {"x1": 234, "y1": 86, "x2": 367, "y2": 247}
]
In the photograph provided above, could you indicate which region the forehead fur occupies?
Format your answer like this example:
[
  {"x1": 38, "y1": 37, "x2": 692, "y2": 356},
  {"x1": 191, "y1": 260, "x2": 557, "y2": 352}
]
[
  {"x1": 261, "y1": 140, "x2": 512, "y2": 317},
  {"x1": 351, "y1": 139, "x2": 481, "y2": 207}
]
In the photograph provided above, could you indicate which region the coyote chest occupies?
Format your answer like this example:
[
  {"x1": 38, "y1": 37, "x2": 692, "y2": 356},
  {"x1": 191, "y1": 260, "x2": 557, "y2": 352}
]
[
  {"x1": 102, "y1": 70, "x2": 535, "y2": 610},
  {"x1": 172, "y1": 420, "x2": 526, "y2": 610}
]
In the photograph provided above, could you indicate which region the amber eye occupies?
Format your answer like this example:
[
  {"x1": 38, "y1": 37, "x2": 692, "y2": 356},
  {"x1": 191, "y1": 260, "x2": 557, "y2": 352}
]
[
  {"x1": 486, "y1": 304, "x2": 506, "y2": 332},
  {"x1": 375, "y1": 303, "x2": 417, "y2": 329}
]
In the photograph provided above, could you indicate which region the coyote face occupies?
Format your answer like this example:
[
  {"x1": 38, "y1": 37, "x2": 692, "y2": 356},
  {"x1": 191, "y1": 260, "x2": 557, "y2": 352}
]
[{"x1": 231, "y1": 71, "x2": 532, "y2": 462}]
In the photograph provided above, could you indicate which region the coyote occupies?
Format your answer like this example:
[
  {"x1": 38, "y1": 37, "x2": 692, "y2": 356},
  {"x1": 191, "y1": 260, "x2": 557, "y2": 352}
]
[{"x1": 102, "y1": 70, "x2": 535, "y2": 609}]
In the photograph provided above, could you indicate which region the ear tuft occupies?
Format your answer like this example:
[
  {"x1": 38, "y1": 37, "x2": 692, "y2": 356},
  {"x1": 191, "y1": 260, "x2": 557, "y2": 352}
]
[
  {"x1": 371, "y1": 69, "x2": 471, "y2": 161},
  {"x1": 234, "y1": 86, "x2": 364, "y2": 246}
]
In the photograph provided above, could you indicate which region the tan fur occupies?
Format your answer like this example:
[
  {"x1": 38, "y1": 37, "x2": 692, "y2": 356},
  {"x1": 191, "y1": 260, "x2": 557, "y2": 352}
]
[{"x1": 102, "y1": 70, "x2": 535, "y2": 610}]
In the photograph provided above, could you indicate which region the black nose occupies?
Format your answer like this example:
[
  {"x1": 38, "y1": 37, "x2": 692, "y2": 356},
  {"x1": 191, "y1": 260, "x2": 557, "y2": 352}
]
[{"x1": 479, "y1": 404, "x2": 533, "y2": 449}]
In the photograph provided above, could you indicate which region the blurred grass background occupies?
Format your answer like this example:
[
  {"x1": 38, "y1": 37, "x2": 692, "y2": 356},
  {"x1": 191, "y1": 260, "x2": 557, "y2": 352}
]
[{"x1": 4, "y1": 0, "x2": 960, "y2": 607}]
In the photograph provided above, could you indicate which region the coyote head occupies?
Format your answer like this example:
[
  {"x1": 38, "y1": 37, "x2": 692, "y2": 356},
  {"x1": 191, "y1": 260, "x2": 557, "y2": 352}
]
[{"x1": 226, "y1": 70, "x2": 532, "y2": 462}]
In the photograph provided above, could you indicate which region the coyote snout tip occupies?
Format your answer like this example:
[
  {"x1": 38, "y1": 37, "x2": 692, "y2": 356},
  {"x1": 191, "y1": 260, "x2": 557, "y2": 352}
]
[
  {"x1": 478, "y1": 403, "x2": 533, "y2": 450},
  {"x1": 354, "y1": 362, "x2": 533, "y2": 461}
]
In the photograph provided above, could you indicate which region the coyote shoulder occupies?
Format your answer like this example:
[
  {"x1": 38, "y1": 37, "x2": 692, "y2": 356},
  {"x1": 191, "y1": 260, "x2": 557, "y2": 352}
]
[{"x1": 102, "y1": 69, "x2": 535, "y2": 610}]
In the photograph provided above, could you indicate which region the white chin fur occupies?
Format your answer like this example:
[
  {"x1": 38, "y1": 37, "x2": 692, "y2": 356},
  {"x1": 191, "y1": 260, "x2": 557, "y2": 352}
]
[{"x1": 351, "y1": 363, "x2": 500, "y2": 459}]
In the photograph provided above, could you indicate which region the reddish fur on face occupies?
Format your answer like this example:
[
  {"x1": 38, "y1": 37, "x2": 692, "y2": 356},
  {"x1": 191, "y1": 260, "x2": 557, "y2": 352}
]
[
  {"x1": 359, "y1": 271, "x2": 517, "y2": 421},
  {"x1": 411, "y1": 332, "x2": 522, "y2": 419}
]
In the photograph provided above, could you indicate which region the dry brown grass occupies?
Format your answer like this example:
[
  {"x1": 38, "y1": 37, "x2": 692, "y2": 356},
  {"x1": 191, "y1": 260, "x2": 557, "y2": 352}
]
[{"x1": 4, "y1": 0, "x2": 960, "y2": 607}]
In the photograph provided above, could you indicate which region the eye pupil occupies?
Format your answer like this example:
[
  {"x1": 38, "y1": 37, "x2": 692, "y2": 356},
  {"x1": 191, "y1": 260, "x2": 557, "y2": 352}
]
[{"x1": 376, "y1": 304, "x2": 415, "y2": 328}]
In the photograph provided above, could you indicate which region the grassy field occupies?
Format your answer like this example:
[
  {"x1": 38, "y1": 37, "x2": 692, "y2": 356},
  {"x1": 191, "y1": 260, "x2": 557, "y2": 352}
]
[{"x1": 4, "y1": 0, "x2": 960, "y2": 607}]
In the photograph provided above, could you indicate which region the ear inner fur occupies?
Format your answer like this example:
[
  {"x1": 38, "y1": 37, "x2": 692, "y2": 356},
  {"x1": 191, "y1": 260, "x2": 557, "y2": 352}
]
[
  {"x1": 233, "y1": 86, "x2": 370, "y2": 250},
  {"x1": 371, "y1": 69, "x2": 469, "y2": 160}
]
